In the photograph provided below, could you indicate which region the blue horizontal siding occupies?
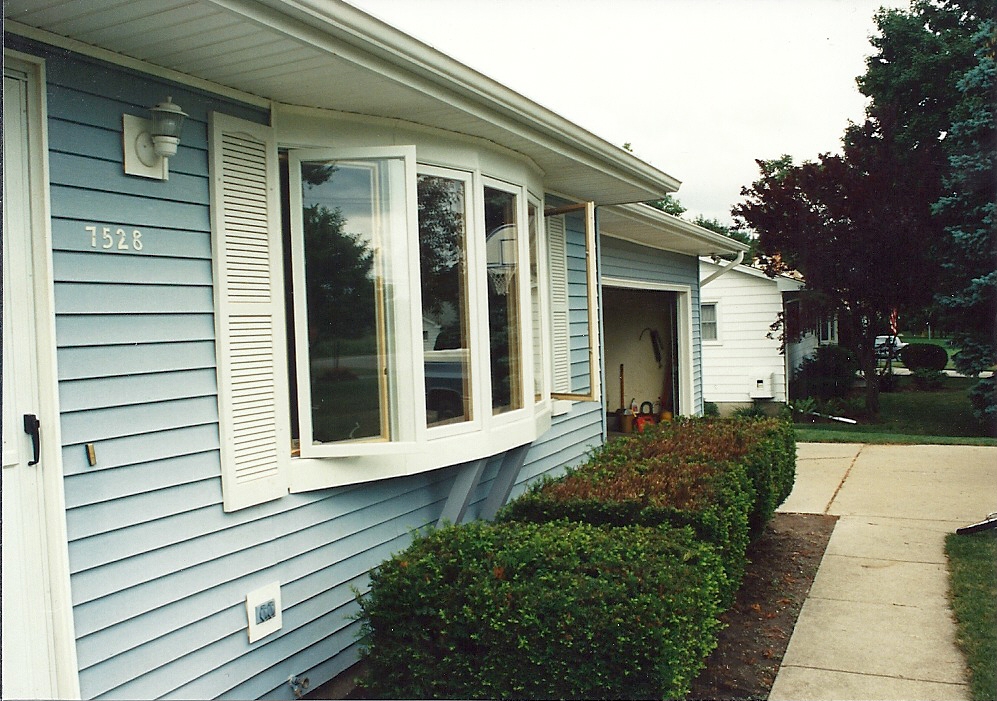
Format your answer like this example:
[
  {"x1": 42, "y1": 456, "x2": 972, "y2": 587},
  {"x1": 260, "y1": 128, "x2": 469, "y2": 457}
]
[
  {"x1": 55, "y1": 283, "x2": 214, "y2": 314},
  {"x1": 58, "y1": 341, "x2": 217, "y2": 380},
  {"x1": 61, "y1": 424, "x2": 219, "y2": 478},
  {"x1": 59, "y1": 368, "x2": 218, "y2": 413},
  {"x1": 51, "y1": 218, "x2": 213, "y2": 259},
  {"x1": 61, "y1": 396, "x2": 219, "y2": 445},
  {"x1": 63, "y1": 453, "x2": 220, "y2": 510},
  {"x1": 56, "y1": 312, "x2": 215, "y2": 346},
  {"x1": 1, "y1": 34, "x2": 623, "y2": 700}
]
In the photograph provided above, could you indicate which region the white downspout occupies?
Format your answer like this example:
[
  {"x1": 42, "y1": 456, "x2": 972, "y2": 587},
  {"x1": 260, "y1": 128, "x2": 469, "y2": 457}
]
[{"x1": 700, "y1": 250, "x2": 745, "y2": 287}]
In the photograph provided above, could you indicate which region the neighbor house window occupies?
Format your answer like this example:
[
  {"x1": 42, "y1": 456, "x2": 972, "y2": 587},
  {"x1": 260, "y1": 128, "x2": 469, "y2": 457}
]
[
  {"x1": 701, "y1": 303, "x2": 718, "y2": 341},
  {"x1": 817, "y1": 316, "x2": 838, "y2": 344}
]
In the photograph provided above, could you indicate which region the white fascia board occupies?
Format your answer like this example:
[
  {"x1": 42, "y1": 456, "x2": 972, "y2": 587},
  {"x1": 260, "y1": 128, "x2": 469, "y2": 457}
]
[
  {"x1": 699, "y1": 257, "x2": 805, "y2": 291},
  {"x1": 600, "y1": 204, "x2": 749, "y2": 256},
  {"x1": 234, "y1": 0, "x2": 682, "y2": 198}
]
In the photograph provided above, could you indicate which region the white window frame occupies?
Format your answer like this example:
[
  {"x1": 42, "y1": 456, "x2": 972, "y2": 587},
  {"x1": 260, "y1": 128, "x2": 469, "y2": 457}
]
[
  {"x1": 701, "y1": 301, "x2": 721, "y2": 344},
  {"x1": 545, "y1": 201, "x2": 599, "y2": 402},
  {"x1": 480, "y1": 176, "x2": 534, "y2": 426},
  {"x1": 287, "y1": 146, "x2": 421, "y2": 458},
  {"x1": 418, "y1": 164, "x2": 485, "y2": 440},
  {"x1": 817, "y1": 315, "x2": 838, "y2": 345},
  {"x1": 602, "y1": 277, "x2": 695, "y2": 417},
  {"x1": 212, "y1": 109, "x2": 561, "y2": 499}
]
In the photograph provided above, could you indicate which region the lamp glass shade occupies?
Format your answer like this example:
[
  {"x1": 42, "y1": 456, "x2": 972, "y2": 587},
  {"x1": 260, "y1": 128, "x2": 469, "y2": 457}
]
[{"x1": 149, "y1": 97, "x2": 188, "y2": 140}]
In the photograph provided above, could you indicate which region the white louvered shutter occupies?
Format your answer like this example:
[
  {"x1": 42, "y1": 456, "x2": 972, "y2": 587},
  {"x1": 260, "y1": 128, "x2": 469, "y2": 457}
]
[
  {"x1": 547, "y1": 214, "x2": 571, "y2": 393},
  {"x1": 209, "y1": 112, "x2": 290, "y2": 511}
]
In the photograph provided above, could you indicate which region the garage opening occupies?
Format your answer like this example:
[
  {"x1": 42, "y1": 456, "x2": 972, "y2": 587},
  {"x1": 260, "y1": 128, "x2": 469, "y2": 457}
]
[{"x1": 603, "y1": 286, "x2": 680, "y2": 432}]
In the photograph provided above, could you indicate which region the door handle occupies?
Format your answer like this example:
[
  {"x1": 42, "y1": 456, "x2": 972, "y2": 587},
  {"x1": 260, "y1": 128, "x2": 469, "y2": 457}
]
[{"x1": 23, "y1": 414, "x2": 40, "y2": 466}]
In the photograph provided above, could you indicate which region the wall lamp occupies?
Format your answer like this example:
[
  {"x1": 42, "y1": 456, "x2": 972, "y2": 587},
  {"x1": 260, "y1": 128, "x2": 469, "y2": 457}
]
[{"x1": 123, "y1": 96, "x2": 188, "y2": 180}]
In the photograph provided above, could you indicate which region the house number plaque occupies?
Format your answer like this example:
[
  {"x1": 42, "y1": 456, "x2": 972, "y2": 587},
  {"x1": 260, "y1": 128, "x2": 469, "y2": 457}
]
[{"x1": 86, "y1": 225, "x2": 143, "y2": 251}]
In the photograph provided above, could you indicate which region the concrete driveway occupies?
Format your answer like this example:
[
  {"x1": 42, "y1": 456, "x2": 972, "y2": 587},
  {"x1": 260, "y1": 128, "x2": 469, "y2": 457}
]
[{"x1": 770, "y1": 443, "x2": 997, "y2": 701}]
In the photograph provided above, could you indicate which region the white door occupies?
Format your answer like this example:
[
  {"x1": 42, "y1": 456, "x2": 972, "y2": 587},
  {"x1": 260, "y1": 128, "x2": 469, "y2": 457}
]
[{"x1": 2, "y1": 60, "x2": 64, "y2": 700}]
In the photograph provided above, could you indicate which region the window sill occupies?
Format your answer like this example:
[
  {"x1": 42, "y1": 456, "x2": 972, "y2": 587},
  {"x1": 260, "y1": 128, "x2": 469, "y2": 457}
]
[{"x1": 288, "y1": 407, "x2": 552, "y2": 492}]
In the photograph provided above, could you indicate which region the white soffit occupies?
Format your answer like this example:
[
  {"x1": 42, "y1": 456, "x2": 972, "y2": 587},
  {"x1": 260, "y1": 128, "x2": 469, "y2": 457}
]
[
  {"x1": 599, "y1": 204, "x2": 749, "y2": 257},
  {"x1": 4, "y1": 0, "x2": 682, "y2": 205}
]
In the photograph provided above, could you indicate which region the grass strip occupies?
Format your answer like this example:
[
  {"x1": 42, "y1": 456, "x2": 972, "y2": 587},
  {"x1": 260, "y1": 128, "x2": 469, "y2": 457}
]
[
  {"x1": 795, "y1": 427, "x2": 997, "y2": 446},
  {"x1": 945, "y1": 531, "x2": 997, "y2": 701}
]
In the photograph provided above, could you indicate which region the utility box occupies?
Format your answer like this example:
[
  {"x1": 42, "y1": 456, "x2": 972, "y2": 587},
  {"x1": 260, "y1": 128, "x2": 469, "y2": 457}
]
[{"x1": 749, "y1": 372, "x2": 775, "y2": 399}]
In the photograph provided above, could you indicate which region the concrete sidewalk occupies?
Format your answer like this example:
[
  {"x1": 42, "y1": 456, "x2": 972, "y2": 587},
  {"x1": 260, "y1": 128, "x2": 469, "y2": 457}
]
[{"x1": 769, "y1": 443, "x2": 997, "y2": 701}]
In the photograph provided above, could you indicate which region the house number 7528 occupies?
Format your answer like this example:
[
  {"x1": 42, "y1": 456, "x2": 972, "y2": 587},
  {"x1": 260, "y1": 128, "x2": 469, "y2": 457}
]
[{"x1": 86, "y1": 225, "x2": 143, "y2": 251}]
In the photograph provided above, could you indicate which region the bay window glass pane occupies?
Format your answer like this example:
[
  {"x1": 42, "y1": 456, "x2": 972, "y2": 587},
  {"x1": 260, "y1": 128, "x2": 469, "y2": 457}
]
[
  {"x1": 419, "y1": 173, "x2": 472, "y2": 427},
  {"x1": 528, "y1": 202, "x2": 544, "y2": 401},
  {"x1": 484, "y1": 187, "x2": 523, "y2": 414},
  {"x1": 299, "y1": 158, "x2": 403, "y2": 443}
]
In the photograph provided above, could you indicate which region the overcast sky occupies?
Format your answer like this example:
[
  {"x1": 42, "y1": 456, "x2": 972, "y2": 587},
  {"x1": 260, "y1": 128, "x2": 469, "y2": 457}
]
[{"x1": 348, "y1": 0, "x2": 908, "y2": 225}]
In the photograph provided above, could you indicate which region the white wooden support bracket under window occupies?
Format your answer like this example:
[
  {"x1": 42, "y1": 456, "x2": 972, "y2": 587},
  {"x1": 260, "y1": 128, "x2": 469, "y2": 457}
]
[
  {"x1": 437, "y1": 458, "x2": 488, "y2": 527},
  {"x1": 479, "y1": 443, "x2": 531, "y2": 521}
]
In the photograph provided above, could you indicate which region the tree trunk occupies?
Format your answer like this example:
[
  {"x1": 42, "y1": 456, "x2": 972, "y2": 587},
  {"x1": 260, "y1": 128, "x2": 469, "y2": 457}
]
[{"x1": 861, "y1": 349, "x2": 880, "y2": 417}]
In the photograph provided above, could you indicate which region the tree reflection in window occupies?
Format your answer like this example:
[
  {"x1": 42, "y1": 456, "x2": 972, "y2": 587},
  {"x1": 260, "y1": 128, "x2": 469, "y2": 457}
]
[
  {"x1": 419, "y1": 173, "x2": 472, "y2": 427},
  {"x1": 484, "y1": 186, "x2": 522, "y2": 414},
  {"x1": 300, "y1": 161, "x2": 385, "y2": 443}
]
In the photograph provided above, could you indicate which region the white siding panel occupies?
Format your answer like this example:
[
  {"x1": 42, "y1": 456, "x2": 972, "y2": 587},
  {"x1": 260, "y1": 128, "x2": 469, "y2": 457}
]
[{"x1": 700, "y1": 263, "x2": 789, "y2": 404}]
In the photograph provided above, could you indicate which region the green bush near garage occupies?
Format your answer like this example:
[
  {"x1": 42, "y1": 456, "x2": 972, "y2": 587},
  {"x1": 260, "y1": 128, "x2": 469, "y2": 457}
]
[
  {"x1": 355, "y1": 520, "x2": 725, "y2": 700},
  {"x1": 499, "y1": 417, "x2": 795, "y2": 604}
]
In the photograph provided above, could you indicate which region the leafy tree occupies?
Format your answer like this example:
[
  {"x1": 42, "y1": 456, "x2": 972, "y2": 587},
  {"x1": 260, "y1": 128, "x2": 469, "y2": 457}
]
[
  {"x1": 302, "y1": 203, "x2": 376, "y2": 361},
  {"x1": 646, "y1": 193, "x2": 687, "y2": 217},
  {"x1": 734, "y1": 1, "x2": 994, "y2": 418},
  {"x1": 692, "y1": 215, "x2": 757, "y2": 260},
  {"x1": 932, "y1": 16, "x2": 996, "y2": 423},
  {"x1": 418, "y1": 174, "x2": 465, "y2": 320},
  {"x1": 732, "y1": 146, "x2": 938, "y2": 414}
]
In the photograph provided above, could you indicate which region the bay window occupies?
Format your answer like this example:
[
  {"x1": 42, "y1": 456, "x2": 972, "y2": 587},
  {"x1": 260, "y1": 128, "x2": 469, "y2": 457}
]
[{"x1": 212, "y1": 111, "x2": 582, "y2": 503}]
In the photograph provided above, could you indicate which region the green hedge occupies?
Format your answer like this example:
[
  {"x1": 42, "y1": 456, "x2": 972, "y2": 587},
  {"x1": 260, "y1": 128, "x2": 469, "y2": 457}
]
[
  {"x1": 900, "y1": 342, "x2": 950, "y2": 371},
  {"x1": 357, "y1": 520, "x2": 725, "y2": 700},
  {"x1": 499, "y1": 417, "x2": 796, "y2": 603},
  {"x1": 499, "y1": 456, "x2": 749, "y2": 606}
]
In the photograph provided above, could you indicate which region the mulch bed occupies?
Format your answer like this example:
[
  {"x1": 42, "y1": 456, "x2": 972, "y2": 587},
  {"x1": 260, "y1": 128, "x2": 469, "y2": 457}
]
[{"x1": 687, "y1": 512, "x2": 838, "y2": 700}]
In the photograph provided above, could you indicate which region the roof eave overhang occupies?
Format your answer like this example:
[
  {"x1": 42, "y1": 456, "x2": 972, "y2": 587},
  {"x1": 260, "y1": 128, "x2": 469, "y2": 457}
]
[
  {"x1": 599, "y1": 204, "x2": 749, "y2": 257},
  {"x1": 5, "y1": 0, "x2": 681, "y2": 205}
]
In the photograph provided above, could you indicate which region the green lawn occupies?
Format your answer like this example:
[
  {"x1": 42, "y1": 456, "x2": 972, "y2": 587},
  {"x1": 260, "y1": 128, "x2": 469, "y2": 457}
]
[
  {"x1": 796, "y1": 376, "x2": 996, "y2": 445},
  {"x1": 945, "y1": 531, "x2": 997, "y2": 701}
]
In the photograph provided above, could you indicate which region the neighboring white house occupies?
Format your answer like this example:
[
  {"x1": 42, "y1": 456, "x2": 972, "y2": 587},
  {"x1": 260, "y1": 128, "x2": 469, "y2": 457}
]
[{"x1": 699, "y1": 258, "x2": 830, "y2": 413}]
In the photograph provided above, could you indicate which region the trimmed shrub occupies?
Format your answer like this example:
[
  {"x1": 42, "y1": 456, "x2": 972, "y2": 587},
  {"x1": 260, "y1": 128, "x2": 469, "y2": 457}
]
[
  {"x1": 357, "y1": 520, "x2": 725, "y2": 700},
  {"x1": 500, "y1": 417, "x2": 796, "y2": 604},
  {"x1": 791, "y1": 345, "x2": 859, "y2": 400},
  {"x1": 900, "y1": 342, "x2": 949, "y2": 371},
  {"x1": 911, "y1": 367, "x2": 946, "y2": 390}
]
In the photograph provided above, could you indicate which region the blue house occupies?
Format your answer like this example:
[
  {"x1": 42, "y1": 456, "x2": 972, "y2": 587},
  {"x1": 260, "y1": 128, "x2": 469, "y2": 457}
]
[{"x1": 2, "y1": 2, "x2": 745, "y2": 698}]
